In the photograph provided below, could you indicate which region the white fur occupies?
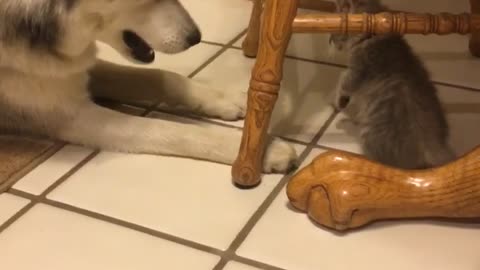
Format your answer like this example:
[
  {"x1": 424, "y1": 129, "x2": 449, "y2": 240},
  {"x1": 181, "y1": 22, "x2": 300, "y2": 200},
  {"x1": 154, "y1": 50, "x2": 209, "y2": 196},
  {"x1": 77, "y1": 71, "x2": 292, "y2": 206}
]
[{"x1": 0, "y1": 0, "x2": 297, "y2": 173}]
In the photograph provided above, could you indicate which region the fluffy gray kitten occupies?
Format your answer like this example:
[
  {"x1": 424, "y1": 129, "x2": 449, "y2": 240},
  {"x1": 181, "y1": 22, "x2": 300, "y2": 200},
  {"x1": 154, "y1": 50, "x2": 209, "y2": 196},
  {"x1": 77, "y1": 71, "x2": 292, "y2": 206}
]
[{"x1": 331, "y1": 0, "x2": 455, "y2": 169}]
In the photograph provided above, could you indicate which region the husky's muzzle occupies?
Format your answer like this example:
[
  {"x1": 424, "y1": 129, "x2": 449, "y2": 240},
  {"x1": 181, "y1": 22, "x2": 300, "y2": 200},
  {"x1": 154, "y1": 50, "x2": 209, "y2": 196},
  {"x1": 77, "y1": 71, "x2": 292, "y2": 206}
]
[{"x1": 122, "y1": 30, "x2": 155, "y2": 63}]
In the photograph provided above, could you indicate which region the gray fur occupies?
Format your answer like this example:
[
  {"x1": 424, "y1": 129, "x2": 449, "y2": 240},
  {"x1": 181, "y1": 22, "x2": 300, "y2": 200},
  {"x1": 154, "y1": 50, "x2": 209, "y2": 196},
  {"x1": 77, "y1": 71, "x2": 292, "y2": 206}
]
[
  {"x1": 332, "y1": 0, "x2": 455, "y2": 169},
  {"x1": 0, "y1": 0, "x2": 76, "y2": 50}
]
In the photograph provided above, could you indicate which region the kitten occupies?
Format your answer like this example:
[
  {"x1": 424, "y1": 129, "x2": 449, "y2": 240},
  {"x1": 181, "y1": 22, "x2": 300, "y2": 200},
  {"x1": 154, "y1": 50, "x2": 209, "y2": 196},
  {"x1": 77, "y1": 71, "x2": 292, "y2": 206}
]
[{"x1": 331, "y1": 0, "x2": 455, "y2": 169}]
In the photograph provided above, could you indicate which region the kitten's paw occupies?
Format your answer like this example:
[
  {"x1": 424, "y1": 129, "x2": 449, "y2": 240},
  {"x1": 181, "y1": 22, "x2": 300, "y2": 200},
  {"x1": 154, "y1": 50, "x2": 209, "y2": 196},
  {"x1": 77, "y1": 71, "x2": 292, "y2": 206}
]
[
  {"x1": 201, "y1": 90, "x2": 247, "y2": 121},
  {"x1": 263, "y1": 139, "x2": 298, "y2": 173}
]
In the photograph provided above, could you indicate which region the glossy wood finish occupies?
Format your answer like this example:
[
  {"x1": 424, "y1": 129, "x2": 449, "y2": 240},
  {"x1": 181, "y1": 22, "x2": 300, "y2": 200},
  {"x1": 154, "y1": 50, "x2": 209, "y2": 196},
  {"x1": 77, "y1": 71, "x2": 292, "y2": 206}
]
[
  {"x1": 235, "y1": 1, "x2": 480, "y2": 189},
  {"x1": 293, "y1": 12, "x2": 480, "y2": 35},
  {"x1": 242, "y1": 0, "x2": 336, "y2": 57},
  {"x1": 470, "y1": 0, "x2": 480, "y2": 56},
  {"x1": 242, "y1": 0, "x2": 263, "y2": 57},
  {"x1": 298, "y1": 0, "x2": 336, "y2": 12},
  {"x1": 232, "y1": 0, "x2": 298, "y2": 187},
  {"x1": 287, "y1": 148, "x2": 480, "y2": 231}
]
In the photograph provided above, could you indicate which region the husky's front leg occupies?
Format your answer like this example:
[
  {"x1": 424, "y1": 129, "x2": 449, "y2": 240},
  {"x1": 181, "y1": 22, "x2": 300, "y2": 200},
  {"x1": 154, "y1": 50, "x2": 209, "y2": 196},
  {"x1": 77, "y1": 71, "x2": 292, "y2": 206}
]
[
  {"x1": 55, "y1": 102, "x2": 297, "y2": 173},
  {"x1": 90, "y1": 60, "x2": 246, "y2": 120}
]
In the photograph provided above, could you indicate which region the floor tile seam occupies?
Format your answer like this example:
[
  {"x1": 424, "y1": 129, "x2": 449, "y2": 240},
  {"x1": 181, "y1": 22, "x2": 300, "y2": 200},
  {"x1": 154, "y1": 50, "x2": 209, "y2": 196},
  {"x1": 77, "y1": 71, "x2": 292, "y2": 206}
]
[
  {"x1": 212, "y1": 111, "x2": 338, "y2": 270},
  {"x1": 0, "y1": 143, "x2": 65, "y2": 193}
]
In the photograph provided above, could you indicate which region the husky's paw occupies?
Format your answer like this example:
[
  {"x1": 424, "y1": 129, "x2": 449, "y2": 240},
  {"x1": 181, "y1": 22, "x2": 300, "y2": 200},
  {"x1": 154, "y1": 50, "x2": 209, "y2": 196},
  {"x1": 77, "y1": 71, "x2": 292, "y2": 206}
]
[
  {"x1": 201, "y1": 90, "x2": 247, "y2": 121},
  {"x1": 263, "y1": 139, "x2": 298, "y2": 173}
]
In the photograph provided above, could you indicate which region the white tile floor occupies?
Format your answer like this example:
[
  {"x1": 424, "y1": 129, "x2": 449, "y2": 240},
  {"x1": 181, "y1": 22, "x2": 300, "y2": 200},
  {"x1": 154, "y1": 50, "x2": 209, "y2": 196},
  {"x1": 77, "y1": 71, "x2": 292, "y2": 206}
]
[{"x1": 1, "y1": 0, "x2": 480, "y2": 269}]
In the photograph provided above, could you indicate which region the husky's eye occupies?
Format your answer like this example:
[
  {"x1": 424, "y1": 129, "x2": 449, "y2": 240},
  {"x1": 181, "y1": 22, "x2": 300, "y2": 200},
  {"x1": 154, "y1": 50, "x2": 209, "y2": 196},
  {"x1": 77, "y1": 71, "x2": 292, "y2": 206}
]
[{"x1": 339, "y1": 95, "x2": 351, "y2": 108}]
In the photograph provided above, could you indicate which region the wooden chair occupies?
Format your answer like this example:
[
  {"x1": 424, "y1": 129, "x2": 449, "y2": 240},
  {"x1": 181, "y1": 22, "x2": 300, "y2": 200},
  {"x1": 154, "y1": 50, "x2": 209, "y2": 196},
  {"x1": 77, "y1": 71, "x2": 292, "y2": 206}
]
[{"x1": 231, "y1": 0, "x2": 480, "y2": 187}]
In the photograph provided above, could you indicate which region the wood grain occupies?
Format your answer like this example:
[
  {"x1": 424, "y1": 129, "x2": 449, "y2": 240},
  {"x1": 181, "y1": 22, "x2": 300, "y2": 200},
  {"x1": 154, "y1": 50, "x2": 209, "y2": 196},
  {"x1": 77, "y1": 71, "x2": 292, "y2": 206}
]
[
  {"x1": 232, "y1": 0, "x2": 299, "y2": 187},
  {"x1": 287, "y1": 148, "x2": 480, "y2": 231},
  {"x1": 293, "y1": 12, "x2": 480, "y2": 35},
  {"x1": 242, "y1": 0, "x2": 263, "y2": 57},
  {"x1": 470, "y1": 0, "x2": 480, "y2": 56},
  {"x1": 298, "y1": 0, "x2": 336, "y2": 12}
]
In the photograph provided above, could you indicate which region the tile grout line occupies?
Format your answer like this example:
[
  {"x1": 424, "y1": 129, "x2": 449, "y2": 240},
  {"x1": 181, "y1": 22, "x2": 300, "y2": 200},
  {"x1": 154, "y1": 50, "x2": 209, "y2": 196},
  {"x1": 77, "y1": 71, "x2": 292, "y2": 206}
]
[
  {"x1": 8, "y1": 188, "x2": 225, "y2": 256},
  {"x1": 0, "y1": 29, "x2": 247, "y2": 230},
  {"x1": 1, "y1": 29, "x2": 293, "y2": 269},
  {"x1": 0, "y1": 142, "x2": 65, "y2": 193},
  {"x1": 3, "y1": 31, "x2": 342, "y2": 270},
  {"x1": 153, "y1": 107, "x2": 313, "y2": 147},
  {"x1": 2, "y1": 113, "x2": 338, "y2": 270},
  {"x1": 188, "y1": 30, "x2": 248, "y2": 79},
  {"x1": 212, "y1": 111, "x2": 338, "y2": 270},
  {"x1": 2, "y1": 31, "x2": 343, "y2": 269},
  {"x1": 9, "y1": 188, "x2": 287, "y2": 270},
  {"x1": 0, "y1": 150, "x2": 98, "y2": 233},
  {"x1": 3, "y1": 29, "x2": 247, "y2": 202},
  {"x1": 141, "y1": 29, "x2": 249, "y2": 116},
  {"x1": 222, "y1": 42, "x2": 480, "y2": 93}
]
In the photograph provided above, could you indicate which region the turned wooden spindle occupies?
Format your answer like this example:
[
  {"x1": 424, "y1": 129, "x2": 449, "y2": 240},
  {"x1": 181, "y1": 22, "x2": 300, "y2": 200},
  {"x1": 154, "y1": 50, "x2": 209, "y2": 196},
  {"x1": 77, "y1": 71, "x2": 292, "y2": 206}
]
[
  {"x1": 232, "y1": 0, "x2": 299, "y2": 188},
  {"x1": 242, "y1": 0, "x2": 336, "y2": 57},
  {"x1": 242, "y1": 0, "x2": 264, "y2": 57},
  {"x1": 293, "y1": 12, "x2": 480, "y2": 35},
  {"x1": 470, "y1": 0, "x2": 480, "y2": 56},
  {"x1": 287, "y1": 147, "x2": 480, "y2": 231}
]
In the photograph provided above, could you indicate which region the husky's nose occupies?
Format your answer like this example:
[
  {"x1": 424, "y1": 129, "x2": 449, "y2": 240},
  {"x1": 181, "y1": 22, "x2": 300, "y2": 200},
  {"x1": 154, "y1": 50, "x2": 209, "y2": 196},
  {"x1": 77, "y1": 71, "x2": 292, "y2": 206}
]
[{"x1": 186, "y1": 29, "x2": 202, "y2": 46}]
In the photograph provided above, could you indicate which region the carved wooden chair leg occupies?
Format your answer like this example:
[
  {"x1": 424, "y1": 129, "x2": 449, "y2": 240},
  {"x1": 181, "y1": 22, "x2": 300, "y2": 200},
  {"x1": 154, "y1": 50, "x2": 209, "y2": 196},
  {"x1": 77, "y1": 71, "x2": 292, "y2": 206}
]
[
  {"x1": 242, "y1": 0, "x2": 263, "y2": 57},
  {"x1": 298, "y1": 0, "x2": 336, "y2": 11},
  {"x1": 242, "y1": 0, "x2": 336, "y2": 58},
  {"x1": 232, "y1": 0, "x2": 299, "y2": 188},
  {"x1": 470, "y1": 0, "x2": 480, "y2": 57},
  {"x1": 287, "y1": 148, "x2": 480, "y2": 231}
]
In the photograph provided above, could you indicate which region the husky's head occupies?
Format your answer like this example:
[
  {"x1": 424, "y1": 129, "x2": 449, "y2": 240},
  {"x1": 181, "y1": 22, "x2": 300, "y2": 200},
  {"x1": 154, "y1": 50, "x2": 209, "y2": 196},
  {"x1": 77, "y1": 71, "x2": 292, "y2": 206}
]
[
  {"x1": 91, "y1": 0, "x2": 202, "y2": 63},
  {"x1": 0, "y1": 0, "x2": 201, "y2": 68}
]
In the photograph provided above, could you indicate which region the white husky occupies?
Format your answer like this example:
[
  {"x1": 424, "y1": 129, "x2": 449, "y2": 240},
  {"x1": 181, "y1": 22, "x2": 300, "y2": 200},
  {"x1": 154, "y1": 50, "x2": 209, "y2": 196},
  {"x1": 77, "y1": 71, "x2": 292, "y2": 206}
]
[{"x1": 0, "y1": 0, "x2": 297, "y2": 172}]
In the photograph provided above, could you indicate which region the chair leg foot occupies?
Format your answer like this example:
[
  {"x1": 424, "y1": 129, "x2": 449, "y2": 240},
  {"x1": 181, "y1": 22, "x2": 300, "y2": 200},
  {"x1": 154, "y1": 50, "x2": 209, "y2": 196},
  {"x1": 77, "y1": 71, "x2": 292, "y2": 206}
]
[{"x1": 232, "y1": 0, "x2": 299, "y2": 187}]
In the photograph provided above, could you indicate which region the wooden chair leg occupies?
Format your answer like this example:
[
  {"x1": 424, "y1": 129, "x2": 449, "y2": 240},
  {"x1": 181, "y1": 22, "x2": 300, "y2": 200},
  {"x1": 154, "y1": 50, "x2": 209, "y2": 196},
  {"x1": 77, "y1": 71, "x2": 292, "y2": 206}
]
[
  {"x1": 298, "y1": 0, "x2": 336, "y2": 11},
  {"x1": 470, "y1": 0, "x2": 480, "y2": 57},
  {"x1": 287, "y1": 148, "x2": 480, "y2": 231},
  {"x1": 242, "y1": 0, "x2": 263, "y2": 57},
  {"x1": 232, "y1": 0, "x2": 299, "y2": 187}
]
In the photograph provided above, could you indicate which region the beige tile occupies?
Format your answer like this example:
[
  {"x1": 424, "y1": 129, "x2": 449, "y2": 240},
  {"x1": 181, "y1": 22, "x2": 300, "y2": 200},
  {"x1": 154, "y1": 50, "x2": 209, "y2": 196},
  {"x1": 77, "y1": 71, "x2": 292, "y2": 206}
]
[
  {"x1": 96, "y1": 42, "x2": 222, "y2": 77},
  {"x1": 0, "y1": 194, "x2": 29, "y2": 225},
  {"x1": 237, "y1": 149, "x2": 480, "y2": 270},
  {"x1": 13, "y1": 145, "x2": 93, "y2": 195},
  {"x1": 448, "y1": 113, "x2": 480, "y2": 156},
  {"x1": 438, "y1": 86, "x2": 480, "y2": 156},
  {"x1": 194, "y1": 49, "x2": 338, "y2": 143},
  {"x1": 0, "y1": 136, "x2": 56, "y2": 191},
  {"x1": 224, "y1": 261, "x2": 262, "y2": 270},
  {"x1": 47, "y1": 120, "x2": 305, "y2": 249},
  {"x1": 182, "y1": 0, "x2": 252, "y2": 43},
  {"x1": 0, "y1": 204, "x2": 219, "y2": 270}
]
